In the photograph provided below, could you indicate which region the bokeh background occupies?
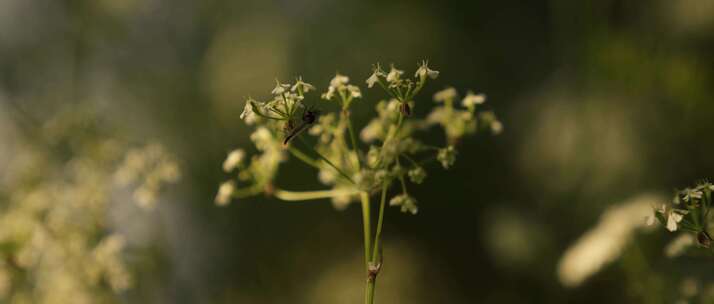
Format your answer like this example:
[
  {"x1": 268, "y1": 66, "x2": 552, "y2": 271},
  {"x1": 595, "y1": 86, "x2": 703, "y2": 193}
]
[{"x1": 1, "y1": 0, "x2": 714, "y2": 303}]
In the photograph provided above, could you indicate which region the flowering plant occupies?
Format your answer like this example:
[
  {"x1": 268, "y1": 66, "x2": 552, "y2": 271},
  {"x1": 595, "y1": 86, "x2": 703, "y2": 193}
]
[
  {"x1": 216, "y1": 61, "x2": 500, "y2": 303},
  {"x1": 648, "y1": 181, "x2": 713, "y2": 249}
]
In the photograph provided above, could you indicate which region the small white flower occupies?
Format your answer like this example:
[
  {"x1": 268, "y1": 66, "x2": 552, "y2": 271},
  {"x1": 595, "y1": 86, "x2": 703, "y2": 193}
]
[
  {"x1": 347, "y1": 85, "x2": 361, "y2": 98},
  {"x1": 366, "y1": 72, "x2": 380, "y2": 88},
  {"x1": 682, "y1": 188, "x2": 703, "y2": 202},
  {"x1": 318, "y1": 169, "x2": 337, "y2": 185},
  {"x1": 250, "y1": 127, "x2": 274, "y2": 151},
  {"x1": 321, "y1": 86, "x2": 336, "y2": 100},
  {"x1": 462, "y1": 91, "x2": 486, "y2": 107},
  {"x1": 666, "y1": 211, "x2": 684, "y2": 232},
  {"x1": 415, "y1": 61, "x2": 439, "y2": 80},
  {"x1": 389, "y1": 194, "x2": 418, "y2": 215},
  {"x1": 386, "y1": 65, "x2": 403, "y2": 83},
  {"x1": 222, "y1": 149, "x2": 245, "y2": 173},
  {"x1": 271, "y1": 80, "x2": 290, "y2": 95},
  {"x1": 330, "y1": 73, "x2": 349, "y2": 88},
  {"x1": 433, "y1": 87, "x2": 458, "y2": 102},
  {"x1": 240, "y1": 101, "x2": 256, "y2": 125},
  {"x1": 408, "y1": 166, "x2": 426, "y2": 184},
  {"x1": 360, "y1": 120, "x2": 382, "y2": 143},
  {"x1": 656, "y1": 204, "x2": 688, "y2": 232},
  {"x1": 437, "y1": 146, "x2": 457, "y2": 169},
  {"x1": 215, "y1": 180, "x2": 236, "y2": 206},
  {"x1": 291, "y1": 77, "x2": 315, "y2": 93},
  {"x1": 322, "y1": 73, "x2": 350, "y2": 100}
]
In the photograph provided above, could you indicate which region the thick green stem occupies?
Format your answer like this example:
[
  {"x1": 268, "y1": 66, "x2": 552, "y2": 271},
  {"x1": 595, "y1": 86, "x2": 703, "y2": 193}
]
[
  {"x1": 360, "y1": 192, "x2": 372, "y2": 267},
  {"x1": 365, "y1": 280, "x2": 375, "y2": 304},
  {"x1": 360, "y1": 192, "x2": 374, "y2": 304}
]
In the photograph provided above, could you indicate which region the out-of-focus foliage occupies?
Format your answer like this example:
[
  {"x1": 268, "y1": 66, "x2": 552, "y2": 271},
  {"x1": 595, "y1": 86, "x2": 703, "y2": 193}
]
[{"x1": 0, "y1": 106, "x2": 179, "y2": 303}]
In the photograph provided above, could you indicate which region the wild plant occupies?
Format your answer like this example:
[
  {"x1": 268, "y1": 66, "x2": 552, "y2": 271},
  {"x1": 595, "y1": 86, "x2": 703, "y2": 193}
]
[{"x1": 216, "y1": 61, "x2": 501, "y2": 303}]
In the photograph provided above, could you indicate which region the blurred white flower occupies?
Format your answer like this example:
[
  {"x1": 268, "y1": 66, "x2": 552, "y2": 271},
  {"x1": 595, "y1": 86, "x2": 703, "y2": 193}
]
[
  {"x1": 360, "y1": 120, "x2": 382, "y2": 143},
  {"x1": 462, "y1": 91, "x2": 486, "y2": 108},
  {"x1": 215, "y1": 180, "x2": 235, "y2": 206},
  {"x1": 557, "y1": 194, "x2": 663, "y2": 287},
  {"x1": 437, "y1": 146, "x2": 457, "y2": 169},
  {"x1": 250, "y1": 127, "x2": 273, "y2": 150},
  {"x1": 386, "y1": 65, "x2": 404, "y2": 83},
  {"x1": 291, "y1": 77, "x2": 315, "y2": 93},
  {"x1": 322, "y1": 74, "x2": 350, "y2": 100},
  {"x1": 271, "y1": 80, "x2": 290, "y2": 95},
  {"x1": 407, "y1": 166, "x2": 426, "y2": 184},
  {"x1": 665, "y1": 233, "x2": 695, "y2": 258},
  {"x1": 347, "y1": 85, "x2": 362, "y2": 99},
  {"x1": 222, "y1": 149, "x2": 245, "y2": 173},
  {"x1": 682, "y1": 188, "x2": 703, "y2": 202},
  {"x1": 433, "y1": 87, "x2": 457, "y2": 103},
  {"x1": 330, "y1": 74, "x2": 349, "y2": 88},
  {"x1": 415, "y1": 61, "x2": 439, "y2": 80},
  {"x1": 240, "y1": 101, "x2": 256, "y2": 125},
  {"x1": 389, "y1": 194, "x2": 418, "y2": 215},
  {"x1": 366, "y1": 72, "x2": 380, "y2": 88}
]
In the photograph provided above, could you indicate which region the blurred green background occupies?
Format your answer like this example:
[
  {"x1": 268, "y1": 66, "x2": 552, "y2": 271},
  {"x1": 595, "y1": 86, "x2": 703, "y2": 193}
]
[{"x1": 1, "y1": 0, "x2": 714, "y2": 303}]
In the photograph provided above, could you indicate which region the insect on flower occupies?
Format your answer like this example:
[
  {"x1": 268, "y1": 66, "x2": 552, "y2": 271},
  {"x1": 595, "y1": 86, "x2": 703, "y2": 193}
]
[{"x1": 283, "y1": 106, "x2": 320, "y2": 146}]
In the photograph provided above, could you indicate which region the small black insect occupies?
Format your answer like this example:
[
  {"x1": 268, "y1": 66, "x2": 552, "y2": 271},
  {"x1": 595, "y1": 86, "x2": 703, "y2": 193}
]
[{"x1": 283, "y1": 106, "x2": 320, "y2": 146}]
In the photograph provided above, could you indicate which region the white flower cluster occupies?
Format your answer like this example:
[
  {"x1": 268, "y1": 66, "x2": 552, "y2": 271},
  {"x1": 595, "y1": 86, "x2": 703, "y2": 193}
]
[
  {"x1": 389, "y1": 194, "x2": 418, "y2": 215},
  {"x1": 239, "y1": 77, "x2": 315, "y2": 127},
  {"x1": 322, "y1": 74, "x2": 361, "y2": 103},
  {"x1": 365, "y1": 61, "x2": 438, "y2": 117},
  {"x1": 647, "y1": 181, "x2": 713, "y2": 248},
  {"x1": 0, "y1": 111, "x2": 180, "y2": 303},
  {"x1": 115, "y1": 144, "x2": 181, "y2": 209},
  {"x1": 218, "y1": 61, "x2": 501, "y2": 216},
  {"x1": 217, "y1": 77, "x2": 317, "y2": 205},
  {"x1": 427, "y1": 87, "x2": 502, "y2": 144},
  {"x1": 310, "y1": 113, "x2": 361, "y2": 210}
]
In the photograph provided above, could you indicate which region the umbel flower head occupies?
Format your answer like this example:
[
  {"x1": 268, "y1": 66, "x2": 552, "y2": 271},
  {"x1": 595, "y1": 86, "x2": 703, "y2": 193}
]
[
  {"x1": 215, "y1": 61, "x2": 501, "y2": 304},
  {"x1": 217, "y1": 61, "x2": 500, "y2": 216}
]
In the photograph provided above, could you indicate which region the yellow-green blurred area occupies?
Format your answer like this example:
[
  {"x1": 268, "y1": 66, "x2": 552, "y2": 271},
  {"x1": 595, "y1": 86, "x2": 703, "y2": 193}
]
[{"x1": 1, "y1": 0, "x2": 714, "y2": 303}]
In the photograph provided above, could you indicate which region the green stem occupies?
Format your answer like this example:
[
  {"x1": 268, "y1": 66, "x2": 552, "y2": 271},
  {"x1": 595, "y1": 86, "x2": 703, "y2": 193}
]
[
  {"x1": 343, "y1": 109, "x2": 362, "y2": 170},
  {"x1": 360, "y1": 192, "x2": 372, "y2": 267},
  {"x1": 288, "y1": 146, "x2": 321, "y2": 170},
  {"x1": 360, "y1": 191, "x2": 374, "y2": 304},
  {"x1": 345, "y1": 113, "x2": 359, "y2": 155},
  {"x1": 365, "y1": 281, "x2": 375, "y2": 304},
  {"x1": 371, "y1": 182, "x2": 388, "y2": 261},
  {"x1": 273, "y1": 188, "x2": 359, "y2": 201},
  {"x1": 376, "y1": 112, "x2": 404, "y2": 168},
  {"x1": 297, "y1": 136, "x2": 355, "y2": 184}
]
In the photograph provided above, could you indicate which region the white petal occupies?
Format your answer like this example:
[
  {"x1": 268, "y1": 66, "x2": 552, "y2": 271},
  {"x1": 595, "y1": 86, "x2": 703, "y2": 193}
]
[{"x1": 666, "y1": 214, "x2": 678, "y2": 231}]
